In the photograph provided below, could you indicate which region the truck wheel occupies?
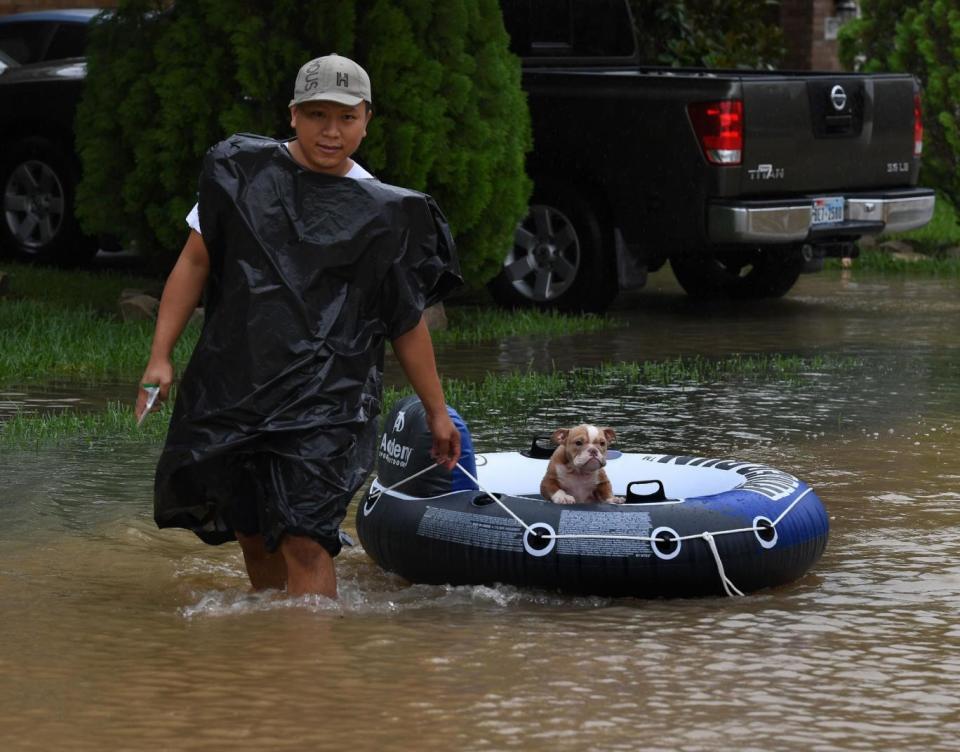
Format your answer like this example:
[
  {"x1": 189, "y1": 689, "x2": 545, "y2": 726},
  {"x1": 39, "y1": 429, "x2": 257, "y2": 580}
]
[
  {"x1": 0, "y1": 137, "x2": 98, "y2": 267},
  {"x1": 669, "y1": 246, "x2": 805, "y2": 300},
  {"x1": 488, "y1": 183, "x2": 617, "y2": 313}
]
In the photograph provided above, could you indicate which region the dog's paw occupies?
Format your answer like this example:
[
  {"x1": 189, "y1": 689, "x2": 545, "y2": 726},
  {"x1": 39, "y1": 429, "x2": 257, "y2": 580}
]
[
  {"x1": 609, "y1": 496, "x2": 626, "y2": 504},
  {"x1": 551, "y1": 491, "x2": 578, "y2": 505}
]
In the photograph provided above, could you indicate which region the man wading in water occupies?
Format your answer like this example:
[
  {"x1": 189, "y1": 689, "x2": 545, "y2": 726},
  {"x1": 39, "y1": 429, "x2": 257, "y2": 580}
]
[{"x1": 136, "y1": 54, "x2": 462, "y2": 598}]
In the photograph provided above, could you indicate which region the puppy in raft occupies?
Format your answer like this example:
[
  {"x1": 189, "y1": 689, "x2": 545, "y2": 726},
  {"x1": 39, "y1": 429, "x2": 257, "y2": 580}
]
[{"x1": 540, "y1": 425, "x2": 625, "y2": 504}]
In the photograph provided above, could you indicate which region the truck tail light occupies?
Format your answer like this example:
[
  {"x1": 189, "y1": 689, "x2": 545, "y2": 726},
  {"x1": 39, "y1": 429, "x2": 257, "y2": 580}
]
[
  {"x1": 688, "y1": 99, "x2": 743, "y2": 165},
  {"x1": 914, "y1": 94, "x2": 923, "y2": 157}
]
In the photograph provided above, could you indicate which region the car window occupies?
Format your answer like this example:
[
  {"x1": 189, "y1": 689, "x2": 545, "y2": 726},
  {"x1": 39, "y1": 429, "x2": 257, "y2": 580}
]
[
  {"x1": 529, "y1": 0, "x2": 572, "y2": 55},
  {"x1": 500, "y1": 0, "x2": 636, "y2": 59},
  {"x1": 0, "y1": 21, "x2": 53, "y2": 64},
  {"x1": 46, "y1": 23, "x2": 88, "y2": 60},
  {"x1": 570, "y1": 1, "x2": 635, "y2": 57}
]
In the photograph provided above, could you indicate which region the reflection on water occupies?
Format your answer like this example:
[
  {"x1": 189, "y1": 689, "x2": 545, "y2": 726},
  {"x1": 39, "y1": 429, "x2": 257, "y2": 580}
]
[
  {"x1": 438, "y1": 269, "x2": 960, "y2": 381},
  {"x1": 2, "y1": 269, "x2": 960, "y2": 750},
  {"x1": 0, "y1": 380, "x2": 130, "y2": 420}
]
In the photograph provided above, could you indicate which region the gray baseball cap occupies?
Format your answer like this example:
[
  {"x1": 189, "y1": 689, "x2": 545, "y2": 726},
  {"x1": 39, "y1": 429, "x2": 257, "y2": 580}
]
[{"x1": 289, "y1": 53, "x2": 372, "y2": 108}]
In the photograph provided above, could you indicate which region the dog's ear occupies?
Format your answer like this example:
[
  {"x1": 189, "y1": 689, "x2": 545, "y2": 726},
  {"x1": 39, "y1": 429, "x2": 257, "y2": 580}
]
[
  {"x1": 602, "y1": 427, "x2": 616, "y2": 445},
  {"x1": 551, "y1": 428, "x2": 570, "y2": 445}
]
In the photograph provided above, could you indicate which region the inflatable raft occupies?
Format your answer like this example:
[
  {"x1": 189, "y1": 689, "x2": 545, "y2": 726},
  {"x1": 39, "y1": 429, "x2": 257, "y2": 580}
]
[{"x1": 356, "y1": 398, "x2": 829, "y2": 598}]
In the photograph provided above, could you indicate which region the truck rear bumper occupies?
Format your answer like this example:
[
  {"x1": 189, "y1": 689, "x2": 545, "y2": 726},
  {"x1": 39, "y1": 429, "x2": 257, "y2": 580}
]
[{"x1": 708, "y1": 188, "x2": 935, "y2": 244}]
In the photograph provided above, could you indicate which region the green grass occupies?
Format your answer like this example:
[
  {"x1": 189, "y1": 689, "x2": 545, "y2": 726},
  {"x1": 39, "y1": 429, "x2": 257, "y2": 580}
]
[
  {"x1": 827, "y1": 248, "x2": 960, "y2": 274},
  {"x1": 885, "y1": 191, "x2": 960, "y2": 254},
  {"x1": 0, "y1": 299, "x2": 201, "y2": 386},
  {"x1": 1, "y1": 353, "x2": 859, "y2": 449},
  {"x1": 434, "y1": 307, "x2": 619, "y2": 345},
  {"x1": 0, "y1": 400, "x2": 154, "y2": 449},
  {"x1": 437, "y1": 354, "x2": 854, "y2": 419},
  {"x1": 0, "y1": 263, "x2": 621, "y2": 339},
  {"x1": 0, "y1": 261, "x2": 162, "y2": 315},
  {"x1": 0, "y1": 261, "x2": 178, "y2": 385},
  {"x1": 0, "y1": 262, "x2": 621, "y2": 387},
  {"x1": 825, "y1": 192, "x2": 960, "y2": 273}
]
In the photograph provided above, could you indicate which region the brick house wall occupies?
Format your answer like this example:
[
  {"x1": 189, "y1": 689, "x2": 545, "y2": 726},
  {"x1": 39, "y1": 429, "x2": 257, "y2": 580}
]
[{"x1": 780, "y1": 0, "x2": 852, "y2": 70}]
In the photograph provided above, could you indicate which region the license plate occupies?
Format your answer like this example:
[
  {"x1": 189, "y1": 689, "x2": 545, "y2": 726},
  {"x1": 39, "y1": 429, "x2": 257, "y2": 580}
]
[{"x1": 811, "y1": 196, "x2": 844, "y2": 225}]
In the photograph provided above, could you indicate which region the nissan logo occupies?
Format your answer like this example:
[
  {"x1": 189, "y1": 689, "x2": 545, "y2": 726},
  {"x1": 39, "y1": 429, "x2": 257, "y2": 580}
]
[{"x1": 830, "y1": 84, "x2": 847, "y2": 112}]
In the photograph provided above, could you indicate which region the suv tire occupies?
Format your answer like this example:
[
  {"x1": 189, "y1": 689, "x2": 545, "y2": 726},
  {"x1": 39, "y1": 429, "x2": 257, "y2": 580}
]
[
  {"x1": 0, "y1": 137, "x2": 98, "y2": 266},
  {"x1": 488, "y1": 181, "x2": 617, "y2": 313}
]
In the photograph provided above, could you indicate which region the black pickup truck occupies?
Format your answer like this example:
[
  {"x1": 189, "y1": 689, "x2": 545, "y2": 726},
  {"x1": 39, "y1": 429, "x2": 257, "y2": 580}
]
[
  {"x1": 488, "y1": 0, "x2": 935, "y2": 309},
  {"x1": 0, "y1": 2, "x2": 934, "y2": 307}
]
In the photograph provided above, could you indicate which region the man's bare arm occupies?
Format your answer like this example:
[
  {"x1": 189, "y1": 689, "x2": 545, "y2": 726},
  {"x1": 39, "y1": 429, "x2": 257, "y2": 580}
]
[
  {"x1": 391, "y1": 318, "x2": 460, "y2": 470},
  {"x1": 135, "y1": 230, "x2": 210, "y2": 418}
]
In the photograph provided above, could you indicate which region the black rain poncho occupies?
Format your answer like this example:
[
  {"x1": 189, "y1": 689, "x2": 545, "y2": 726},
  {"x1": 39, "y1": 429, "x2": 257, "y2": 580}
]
[{"x1": 154, "y1": 134, "x2": 462, "y2": 554}]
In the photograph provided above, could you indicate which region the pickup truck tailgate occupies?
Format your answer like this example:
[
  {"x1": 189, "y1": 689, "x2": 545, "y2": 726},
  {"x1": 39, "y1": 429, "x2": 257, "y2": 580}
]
[{"x1": 739, "y1": 74, "x2": 919, "y2": 194}]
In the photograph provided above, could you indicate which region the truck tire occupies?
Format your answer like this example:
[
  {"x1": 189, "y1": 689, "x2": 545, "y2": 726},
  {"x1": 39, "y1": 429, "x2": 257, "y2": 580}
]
[
  {"x1": 488, "y1": 182, "x2": 617, "y2": 313},
  {"x1": 0, "y1": 137, "x2": 98, "y2": 266},
  {"x1": 669, "y1": 246, "x2": 805, "y2": 300}
]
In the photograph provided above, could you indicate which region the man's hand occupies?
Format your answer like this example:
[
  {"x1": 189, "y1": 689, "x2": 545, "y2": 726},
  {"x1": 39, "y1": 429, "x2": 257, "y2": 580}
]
[
  {"x1": 428, "y1": 411, "x2": 461, "y2": 471},
  {"x1": 392, "y1": 318, "x2": 461, "y2": 470},
  {"x1": 136, "y1": 359, "x2": 174, "y2": 422}
]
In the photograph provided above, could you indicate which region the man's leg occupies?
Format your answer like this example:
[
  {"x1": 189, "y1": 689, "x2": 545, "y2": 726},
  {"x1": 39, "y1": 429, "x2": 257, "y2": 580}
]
[
  {"x1": 236, "y1": 531, "x2": 287, "y2": 590},
  {"x1": 280, "y1": 534, "x2": 337, "y2": 598}
]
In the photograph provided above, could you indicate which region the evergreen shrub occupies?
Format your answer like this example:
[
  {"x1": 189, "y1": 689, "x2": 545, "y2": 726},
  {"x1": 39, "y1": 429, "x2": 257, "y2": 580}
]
[
  {"x1": 838, "y1": 0, "x2": 960, "y2": 212},
  {"x1": 836, "y1": 0, "x2": 917, "y2": 73},
  {"x1": 630, "y1": 0, "x2": 784, "y2": 69},
  {"x1": 76, "y1": 0, "x2": 531, "y2": 287}
]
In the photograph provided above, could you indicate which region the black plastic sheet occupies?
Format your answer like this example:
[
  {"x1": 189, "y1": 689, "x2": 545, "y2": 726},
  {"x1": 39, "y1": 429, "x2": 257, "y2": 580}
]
[{"x1": 154, "y1": 134, "x2": 462, "y2": 553}]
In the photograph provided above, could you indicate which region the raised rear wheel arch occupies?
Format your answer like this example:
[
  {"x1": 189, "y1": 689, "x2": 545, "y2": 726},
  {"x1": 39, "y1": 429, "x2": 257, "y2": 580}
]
[{"x1": 488, "y1": 181, "x2": 618, "y2": 313}]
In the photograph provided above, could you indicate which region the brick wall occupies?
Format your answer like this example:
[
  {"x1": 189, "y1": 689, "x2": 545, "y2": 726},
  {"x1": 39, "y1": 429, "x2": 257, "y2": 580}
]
[
  {"x1": 810, "y1": 0, "x2": 843, "y2": 70},
  {"x1": 780, "y1": 0, "x2": 847, "y2": 71},
  {"x1": 780, "y1": 0, "x2": 814, "y2": 69}
]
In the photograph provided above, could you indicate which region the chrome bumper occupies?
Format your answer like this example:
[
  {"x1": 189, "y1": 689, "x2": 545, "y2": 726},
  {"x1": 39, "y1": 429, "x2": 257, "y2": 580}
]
[{"x1": 708, "y1": 189, "x2": 935, "y2": 244}]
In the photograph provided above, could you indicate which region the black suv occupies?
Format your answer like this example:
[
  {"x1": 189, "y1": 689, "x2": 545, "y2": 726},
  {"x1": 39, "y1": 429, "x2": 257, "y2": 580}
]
[{"x1": 0, "y1": 9, "x2": 102, "y2": 265}]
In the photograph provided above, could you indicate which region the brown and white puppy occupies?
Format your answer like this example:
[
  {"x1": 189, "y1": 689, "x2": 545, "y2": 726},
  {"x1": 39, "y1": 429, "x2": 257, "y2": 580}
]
[{"x1": 540, "y1": 425, "x2": 624, "y2": 504}]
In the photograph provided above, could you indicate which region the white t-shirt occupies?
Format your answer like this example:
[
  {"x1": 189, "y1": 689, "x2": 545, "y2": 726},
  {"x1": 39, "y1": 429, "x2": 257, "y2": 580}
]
[{"x1": 185, "y1": 142, "x2": 375, "y2": 235}]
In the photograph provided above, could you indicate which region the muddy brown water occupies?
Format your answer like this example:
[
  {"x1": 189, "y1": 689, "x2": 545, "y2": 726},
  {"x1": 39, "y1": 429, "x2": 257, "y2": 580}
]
[{"x1": 2, "y1": 268, "x2": 959, "y2": 750}]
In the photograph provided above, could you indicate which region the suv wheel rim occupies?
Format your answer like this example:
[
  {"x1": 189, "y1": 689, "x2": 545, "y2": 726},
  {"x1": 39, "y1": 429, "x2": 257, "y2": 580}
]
[
  {"x1": 503, "y1": 204, "x2": 580, "y2": 302},
  {"x1": 4, "y1": 160, "x2": 65, "y2": 250}
]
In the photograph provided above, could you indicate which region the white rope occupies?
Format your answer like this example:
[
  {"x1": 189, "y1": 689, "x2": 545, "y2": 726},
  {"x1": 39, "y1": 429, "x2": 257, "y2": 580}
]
[
  {"x1": 375, "y1": 460, "x2": 811, "y2": 598},
  {"x1": 549, "y1": 527, "x2": 754, "y2": 543},
  {"x1": 454, "y1": 462, "x2": 533, "y2": 532},
  {"x1": 772, "y1": 487, "x2": 812, "y2": 525},
  {"x1": 702, "y1": 532, "x2": 746, "y2": 597},
  {"x1": 369, "y1": 462, "x2": 443, "y2": 499}
]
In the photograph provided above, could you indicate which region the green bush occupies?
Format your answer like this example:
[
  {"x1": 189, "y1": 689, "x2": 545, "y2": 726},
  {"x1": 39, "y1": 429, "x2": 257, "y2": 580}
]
[
  {"x1": 630, "y1": 0, "x2": 785, "y2": 68},
  {"x1": 76, "y1": 0, "x2": 531, "y2": 288},
  {"x1": 838, "y1": 1, "x2": 960, "y2": 212},
  {"x1": 837, "y1": 0, "x2": 918, "y2": 72},
  {"x1": 887, "y1": 191, "x2": 960, "y2": 253}
]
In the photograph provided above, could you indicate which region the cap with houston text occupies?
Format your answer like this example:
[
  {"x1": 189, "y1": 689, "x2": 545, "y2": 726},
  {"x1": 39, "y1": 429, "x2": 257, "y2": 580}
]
[{"x1": 289, "y1": 53, "x2": 372, "y2": 108}]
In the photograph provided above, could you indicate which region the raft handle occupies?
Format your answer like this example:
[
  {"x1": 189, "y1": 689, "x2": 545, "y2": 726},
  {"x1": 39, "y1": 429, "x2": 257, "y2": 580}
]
[
  {"x1": 626, "y1": 480, "x2": 667, "y2": 503},
  {"x1": 522, "y1": 436, "x2": 556, "y2": 460},
  {"x1": 471, "y1": 492, "x2": 502, "y2": 507}
]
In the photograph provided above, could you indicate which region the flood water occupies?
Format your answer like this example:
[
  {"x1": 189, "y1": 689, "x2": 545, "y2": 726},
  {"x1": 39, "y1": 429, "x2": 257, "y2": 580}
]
[{"x1": 2, "y1": 268, "x2": 959, "y2": 751}]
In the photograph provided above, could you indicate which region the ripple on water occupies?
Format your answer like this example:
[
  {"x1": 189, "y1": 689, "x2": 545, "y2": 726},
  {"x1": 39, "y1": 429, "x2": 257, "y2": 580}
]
[
  {"x1": 177, "y1": 547, "x2": 615, "y2": 620},
  {"x1": 3, "y1": 273, "x2": 960, "y2": 750}
]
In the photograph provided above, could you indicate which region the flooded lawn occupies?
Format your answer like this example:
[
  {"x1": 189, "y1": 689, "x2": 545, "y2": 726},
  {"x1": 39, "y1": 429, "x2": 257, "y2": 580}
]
[{"x1": 2, "y1": 268, "x2": 959, "y2": 750}]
